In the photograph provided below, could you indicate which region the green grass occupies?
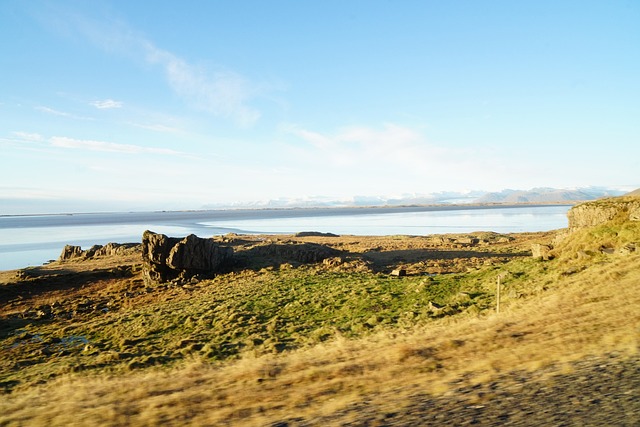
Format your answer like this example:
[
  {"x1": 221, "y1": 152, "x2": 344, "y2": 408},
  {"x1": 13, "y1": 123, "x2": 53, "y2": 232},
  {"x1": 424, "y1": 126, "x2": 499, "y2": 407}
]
[
  {"x1": 1, "y1": 266, "x2": 501, "y2": 391},
  {"x1": 80, "y1": 268, "x2": 493, "y2": 357}
]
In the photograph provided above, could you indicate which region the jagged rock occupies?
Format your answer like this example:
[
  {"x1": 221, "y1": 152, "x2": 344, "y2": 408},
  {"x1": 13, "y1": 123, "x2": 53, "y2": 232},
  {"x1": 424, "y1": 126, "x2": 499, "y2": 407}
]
[
  {"x1": 142, "y1": 231, "x2": 232, "y2": 284},
  {"x1": 167, "y1": 234, "x2": 233, "y2": 271},
  {"x1": 243, "y1": 242, "x2": 342, "y2": 265},
  {"x1": 59, "y1": 245, "x2": 84, "y2": 260},
  {"x1": 94, "y1": 243, "x2": 138, "y2": 257},
  {"x1": 59, "y1": 243, "x2": 139, "y2": 261}
]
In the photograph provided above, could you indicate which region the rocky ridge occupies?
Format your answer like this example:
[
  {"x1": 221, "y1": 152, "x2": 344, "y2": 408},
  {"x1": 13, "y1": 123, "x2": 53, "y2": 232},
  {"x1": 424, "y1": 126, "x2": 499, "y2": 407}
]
[
  {"x1": 567, "y1": 195, "x2": 640, "y2": 230},
  {"x1": 59, "y1": 242, "x2": 139, "y2": 260},
  {"x1": 531, "y1": 192, "x2": 640, "y2": 262}
]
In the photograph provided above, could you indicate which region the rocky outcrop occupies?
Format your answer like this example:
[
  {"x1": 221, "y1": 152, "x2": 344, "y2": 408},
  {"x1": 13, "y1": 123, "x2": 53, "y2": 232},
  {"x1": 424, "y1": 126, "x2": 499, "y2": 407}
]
[
  {"x1": 241, "y1": 242, "x2": 342, "y2": 265},
  {"x1": 59, "y1": 245, "x2": 84, "y2": 260},
  {"x1": 59, "y1": 243, "x2": 139, "y2": 261},
  {"x1": 142, "y1": 231, "x2": 232, "y2": 284},
  {"x1": 567, "y1": 196, "x2": 640, "y2": 230},
  {"x1": 95, "y1": 243, "x2": 140, "y2": 257},
  {"x1": 547, "y1": 195, "x2": 640, "y2": 261}
]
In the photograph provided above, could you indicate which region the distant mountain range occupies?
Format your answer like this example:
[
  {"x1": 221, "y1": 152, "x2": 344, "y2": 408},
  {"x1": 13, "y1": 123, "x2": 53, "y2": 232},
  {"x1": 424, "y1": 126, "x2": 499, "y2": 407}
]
[
  {"x1": 474, "y1": 187, "x2": 627, "y2": 204},
  {"x1": 204, "y1": 186, "x2": 631, "y2": 209},
  {"x1": 3, "y1": 187, "x2": 635, "y2": 215}
]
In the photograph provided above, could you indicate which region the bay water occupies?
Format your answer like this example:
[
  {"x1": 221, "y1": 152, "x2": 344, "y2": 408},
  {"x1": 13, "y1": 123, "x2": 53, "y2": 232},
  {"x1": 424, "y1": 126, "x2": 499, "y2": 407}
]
[{"x1": 0, "y1": 205, "x2": 570, "y2": 271}]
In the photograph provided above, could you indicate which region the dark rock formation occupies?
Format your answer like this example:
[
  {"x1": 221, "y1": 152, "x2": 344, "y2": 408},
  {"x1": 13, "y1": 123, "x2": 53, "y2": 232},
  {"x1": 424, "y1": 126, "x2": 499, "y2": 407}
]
[
  {"x1": 59, "y1": 243, "x2": 139, "y2": 261},
  {"x1": 59, "y1": 245, "x2": 84, "y2": 260},
  {"x1": 243, "y1": 242, "x2": 342, "y2": 264},
  {"x1": 142, "y1": 231, "x2": 232, "y2": 284},
  {"x1": 95, "y1": 243, "x2": 139, "y2": 257},
  {"x1": 167, "y1": 234, "x2": 232, "y2": 271}
]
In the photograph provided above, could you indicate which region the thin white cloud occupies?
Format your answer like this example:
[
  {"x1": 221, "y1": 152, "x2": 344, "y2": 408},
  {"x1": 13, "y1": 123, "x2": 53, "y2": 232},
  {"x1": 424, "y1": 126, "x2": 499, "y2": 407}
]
[
  {"x1": 283, "y1": 126, "x2": 333, "y2": 149},
  {"x1": 281, "y1": 122, "x2": 506, "y2": 193},
  {"x1": 57, "y1": 11, "x2": 262, "y2": 126},
  {"x1": 126, "y1": 121, "x2": 181, "y2": 133},
  {"x1": 284, "y1": 122, "x2": 440, "y2": 167},
  {"x1": 12, "y1": 131, "x2": 44, "y2": 142},
  {"x1": 143, "y1": 44, "x2": 261, "y2": 127},
  {"x1": 36, "y1": 105, "x2": 72, "y2": 116},
  {"x1": 50, "y1": 136, "x2": 181, "y2": 156},
  {"x1": 90, "y1": 99, "x2": 123, "y2": 109},
  {"x1": 36, "y1": 105, "x2": 92, "y2": 120}
]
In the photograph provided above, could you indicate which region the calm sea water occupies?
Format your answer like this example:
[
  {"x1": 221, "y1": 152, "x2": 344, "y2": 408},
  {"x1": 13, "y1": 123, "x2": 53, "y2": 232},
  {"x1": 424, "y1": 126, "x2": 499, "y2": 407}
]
[{"x1": 0, "y1": 205, "x2": 570, "y2": 271}]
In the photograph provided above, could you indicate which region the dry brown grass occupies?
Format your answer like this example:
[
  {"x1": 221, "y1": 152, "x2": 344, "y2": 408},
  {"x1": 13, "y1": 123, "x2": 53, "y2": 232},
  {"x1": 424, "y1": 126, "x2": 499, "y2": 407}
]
[{"x1": 1, "y1": 249, "x2": 638, "y2": 426}]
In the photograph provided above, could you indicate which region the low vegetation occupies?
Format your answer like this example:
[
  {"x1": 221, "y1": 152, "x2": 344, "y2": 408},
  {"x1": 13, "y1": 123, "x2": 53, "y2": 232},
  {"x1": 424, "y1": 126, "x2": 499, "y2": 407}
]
[{"x1": 0, "y1": 200, "x2": 638, "y2": 426}]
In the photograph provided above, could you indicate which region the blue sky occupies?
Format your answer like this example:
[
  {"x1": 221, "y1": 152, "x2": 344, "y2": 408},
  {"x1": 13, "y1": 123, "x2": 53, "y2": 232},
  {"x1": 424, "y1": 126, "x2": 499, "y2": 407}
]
[{"x1": 1, "y1": 0, "x2": 639, "y2": 213}]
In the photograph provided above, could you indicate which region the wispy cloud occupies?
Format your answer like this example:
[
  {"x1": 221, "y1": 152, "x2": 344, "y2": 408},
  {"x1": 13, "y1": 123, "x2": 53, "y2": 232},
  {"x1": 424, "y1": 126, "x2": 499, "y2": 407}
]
[
  {"x1": 55, "y1": 10, "x2": 263, "y2": 126},
  {"x1": 284, "y1": 122, "x2": 440, "y2": 167},
  {"x1": 50, "y1": 136, "x2": 181, "y2": 155},
  {"x1": 90, "y1": 99, "x2": 123, "y2": 109},
  {"x1": 144, "y1": 45, "x2": 261, "y2": 127},
  {"x1": 36, "y1": 106, "x2": 92, "y2": 120},
  {"x1": 126, "y1": 122, "x2": 181, "y2": 134},
  {"x1": 281, "y1": 122, "x2": 496, "y2": 190},
  {"x1": 12, "y1": 131, "x2": 44, "y2": 142}
]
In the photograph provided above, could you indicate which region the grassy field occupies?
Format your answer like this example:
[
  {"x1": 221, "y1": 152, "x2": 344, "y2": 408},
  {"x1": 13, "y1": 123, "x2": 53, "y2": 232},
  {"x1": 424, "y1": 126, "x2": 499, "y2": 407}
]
[{"x1": 0, "y1": 217, "x2": 638, "y2": 425}]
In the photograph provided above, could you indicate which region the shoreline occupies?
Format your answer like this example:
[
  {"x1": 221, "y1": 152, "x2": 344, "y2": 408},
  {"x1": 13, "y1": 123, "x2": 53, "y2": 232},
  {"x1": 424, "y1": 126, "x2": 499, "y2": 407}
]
[
  {"x1": 0, "y1": 204, "x2": 572, "y2": 271},
  {"x1": 0, "y1": 202, "x2": 575, "y2": 228}
]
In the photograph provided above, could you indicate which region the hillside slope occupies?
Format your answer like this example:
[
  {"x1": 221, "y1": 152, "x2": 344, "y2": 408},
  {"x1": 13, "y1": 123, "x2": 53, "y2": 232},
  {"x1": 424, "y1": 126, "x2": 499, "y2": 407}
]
[{"x1": 625, "y1": 187, "x2": 640, "y2": 197}]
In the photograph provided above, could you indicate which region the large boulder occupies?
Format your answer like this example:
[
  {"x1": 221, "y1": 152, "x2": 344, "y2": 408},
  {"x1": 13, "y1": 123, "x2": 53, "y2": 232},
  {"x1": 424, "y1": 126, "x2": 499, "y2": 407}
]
[{"x1": 142, "y1": 231, "x2": 232, "y2": 284}]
